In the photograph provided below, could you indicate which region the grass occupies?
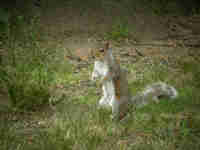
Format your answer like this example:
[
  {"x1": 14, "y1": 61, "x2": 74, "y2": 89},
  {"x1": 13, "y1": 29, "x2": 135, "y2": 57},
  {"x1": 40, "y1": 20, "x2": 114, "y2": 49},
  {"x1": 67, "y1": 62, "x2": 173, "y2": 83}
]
[
  {"x1": 1, "y1": 50, "x2": 200, "y2": 149},
  {"x1": 105, "y1": 22, "x2": 130, "y2": 41},
  {"x1": 0, "y1": 2, "x2": 200, "y2": 149},
  {"x1": 1, "y1": 87, "x2": 200, "y2": 149}
]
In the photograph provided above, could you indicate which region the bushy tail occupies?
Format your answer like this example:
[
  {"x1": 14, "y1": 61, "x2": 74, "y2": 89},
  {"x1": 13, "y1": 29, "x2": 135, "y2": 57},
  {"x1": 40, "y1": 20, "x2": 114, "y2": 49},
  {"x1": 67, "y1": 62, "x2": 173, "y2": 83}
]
[{"x1": 131, "y1": 82, "x2": 178, "y2": 108}]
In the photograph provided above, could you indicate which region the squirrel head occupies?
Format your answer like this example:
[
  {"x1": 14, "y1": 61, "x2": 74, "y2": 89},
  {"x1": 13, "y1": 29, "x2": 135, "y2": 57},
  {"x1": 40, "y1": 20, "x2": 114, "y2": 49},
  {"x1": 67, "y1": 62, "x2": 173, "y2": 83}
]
[{"x1": 92, "y1": 41, "x2": 110, "y2": 60}]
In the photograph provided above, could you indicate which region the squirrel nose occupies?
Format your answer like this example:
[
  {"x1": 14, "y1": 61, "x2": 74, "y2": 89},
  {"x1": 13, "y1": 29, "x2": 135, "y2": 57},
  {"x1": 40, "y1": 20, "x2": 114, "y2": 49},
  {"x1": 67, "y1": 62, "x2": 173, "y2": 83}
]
[
  {"x1": 91, "y1": 76, "x2": 94, "y2": 81},
  {"x1": 91, "y1": 73, "x2": 96, "y2": 81}
]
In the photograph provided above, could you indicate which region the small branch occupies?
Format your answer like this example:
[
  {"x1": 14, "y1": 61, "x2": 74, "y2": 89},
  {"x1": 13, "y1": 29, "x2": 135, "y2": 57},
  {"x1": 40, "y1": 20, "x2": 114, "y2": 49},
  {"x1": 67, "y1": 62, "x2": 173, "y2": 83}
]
[
  {"x1": 134, "y1": 48, "x2": 144, "y2": 57},
  {"x1": 132, "y1": 43, "x2": 200, "y2": 48}
]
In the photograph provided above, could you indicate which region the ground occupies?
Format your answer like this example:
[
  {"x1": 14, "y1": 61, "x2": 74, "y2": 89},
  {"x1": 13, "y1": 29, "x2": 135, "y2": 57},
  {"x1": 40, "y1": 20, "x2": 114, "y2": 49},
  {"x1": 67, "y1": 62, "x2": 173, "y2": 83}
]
[{"x1": 1, "y1": 1, "x2": 200, "y2": 149}]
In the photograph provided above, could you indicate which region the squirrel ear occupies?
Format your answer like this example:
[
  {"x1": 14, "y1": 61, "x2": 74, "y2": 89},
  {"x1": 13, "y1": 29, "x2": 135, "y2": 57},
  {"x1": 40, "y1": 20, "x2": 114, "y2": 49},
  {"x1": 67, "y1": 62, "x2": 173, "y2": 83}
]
[
  {"x1": 105, "y1": 41, "x2": 110, "y2": 50},
  {"x1": 104, "y1": 41, "x2": 110, "y2": 51}
]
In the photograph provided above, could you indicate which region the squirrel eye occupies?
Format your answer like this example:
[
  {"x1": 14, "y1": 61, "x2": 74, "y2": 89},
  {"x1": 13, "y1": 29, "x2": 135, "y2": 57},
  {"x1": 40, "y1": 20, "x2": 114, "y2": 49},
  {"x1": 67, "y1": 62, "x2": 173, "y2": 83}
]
[{"x1": 99, "y1": 48, "x2": 104, "y2": 52}]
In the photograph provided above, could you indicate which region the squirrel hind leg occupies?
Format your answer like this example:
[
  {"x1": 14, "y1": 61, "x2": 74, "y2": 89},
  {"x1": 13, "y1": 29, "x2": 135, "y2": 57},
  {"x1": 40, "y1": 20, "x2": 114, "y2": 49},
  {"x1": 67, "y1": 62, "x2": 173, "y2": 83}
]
[
  {"x1": 168, "y1": 86, "x2": 178, "y2": 99},
  {"x1": 154, "y1": 95, "x2": 170, "y2": 102},
  {"x1": 159, "y1": 82, "x2": 178, "y2": 99}
]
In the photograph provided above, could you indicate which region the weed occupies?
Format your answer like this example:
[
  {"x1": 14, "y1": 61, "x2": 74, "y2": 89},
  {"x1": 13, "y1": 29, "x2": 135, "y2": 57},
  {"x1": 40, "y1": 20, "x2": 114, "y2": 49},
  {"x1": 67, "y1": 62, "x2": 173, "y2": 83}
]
[
  {"x1": 0, "y1": 12, "x2": 55, "y2": 110},
  {"x1": 105, "y1": 22, "x2": 130, "y2": 41},
  {"x1": 180, "y1": 61, "x2": 200, "y2": 88}
]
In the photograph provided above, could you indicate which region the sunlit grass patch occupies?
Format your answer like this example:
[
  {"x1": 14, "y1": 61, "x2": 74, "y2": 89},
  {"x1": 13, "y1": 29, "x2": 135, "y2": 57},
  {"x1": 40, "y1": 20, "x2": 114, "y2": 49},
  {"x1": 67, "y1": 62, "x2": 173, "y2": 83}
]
[{"x1": 43, "y1": 100, "x2": 115, "y2": 149}]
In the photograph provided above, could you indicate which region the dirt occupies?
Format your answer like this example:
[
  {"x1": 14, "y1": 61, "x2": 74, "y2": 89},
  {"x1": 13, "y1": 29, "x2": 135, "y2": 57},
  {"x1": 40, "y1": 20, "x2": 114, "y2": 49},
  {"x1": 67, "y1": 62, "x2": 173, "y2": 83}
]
[{"x1": 36, "y1": 1, "x2": 200, "y2": 62}]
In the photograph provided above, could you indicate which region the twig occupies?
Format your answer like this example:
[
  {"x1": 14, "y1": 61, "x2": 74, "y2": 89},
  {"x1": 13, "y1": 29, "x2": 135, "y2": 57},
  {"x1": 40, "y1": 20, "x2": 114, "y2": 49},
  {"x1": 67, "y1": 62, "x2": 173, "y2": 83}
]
[
  {"x1": 134, "y1": 48, "x2": 144, "y2": 57},
  {"x1": 132, "y1": 43, "x2": 200, "y2": 48}
]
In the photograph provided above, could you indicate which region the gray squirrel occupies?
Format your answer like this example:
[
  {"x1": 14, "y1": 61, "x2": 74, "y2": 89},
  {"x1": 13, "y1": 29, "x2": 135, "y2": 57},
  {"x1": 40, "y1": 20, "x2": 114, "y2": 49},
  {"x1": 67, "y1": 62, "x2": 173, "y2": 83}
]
[{"x1": 91, "y1": 42, "x2": 178, "y2": 120}]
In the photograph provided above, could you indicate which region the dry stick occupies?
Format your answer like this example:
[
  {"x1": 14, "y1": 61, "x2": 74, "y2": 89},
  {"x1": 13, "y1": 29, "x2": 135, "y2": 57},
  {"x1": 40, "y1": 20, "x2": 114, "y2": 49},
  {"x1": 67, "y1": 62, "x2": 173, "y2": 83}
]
[
  {"x1": 134, "y1": 48, "x2": 144, "y2": 57},
  {"x1": 130, "y1": 41, "x2": 200, "y2": 57},
  {"x1": 161, "y1": 35, "x2": 200, "y2": 40},
  {"x1": 65, "y1": 48, "x2": 74, "y2": 59},
  {"x1": 44, "y1": 0, "x2": 49, "y2": 37},
  {"x1": 132, "y1": 43, "x2": 200, "y2": 48},
  {"x1": 9, "y1": 8, "x2": 17, "y2": 67},
  {"x1": 157, "y1": 34, "x2": 200, "y2": 41}
]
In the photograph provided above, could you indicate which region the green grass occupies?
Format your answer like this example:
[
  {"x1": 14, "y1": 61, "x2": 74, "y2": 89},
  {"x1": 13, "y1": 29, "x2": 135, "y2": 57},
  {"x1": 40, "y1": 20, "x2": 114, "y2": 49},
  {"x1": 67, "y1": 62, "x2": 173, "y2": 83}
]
[
  {"x1": 1, "y1": 3, "x2": 200, "y2": 149},
  {"x1": 105, "y1": 22, "x2": 130, "y2": 41},
  {"x1": 1, "y1": 85, "x2": 200, "y2": 150},
  {"x1": 1, "y1": 37, "x2": 200, "y2": 149},
  {"x1": 1, "y1": 53, "x2": 200, "y2": 149}
]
